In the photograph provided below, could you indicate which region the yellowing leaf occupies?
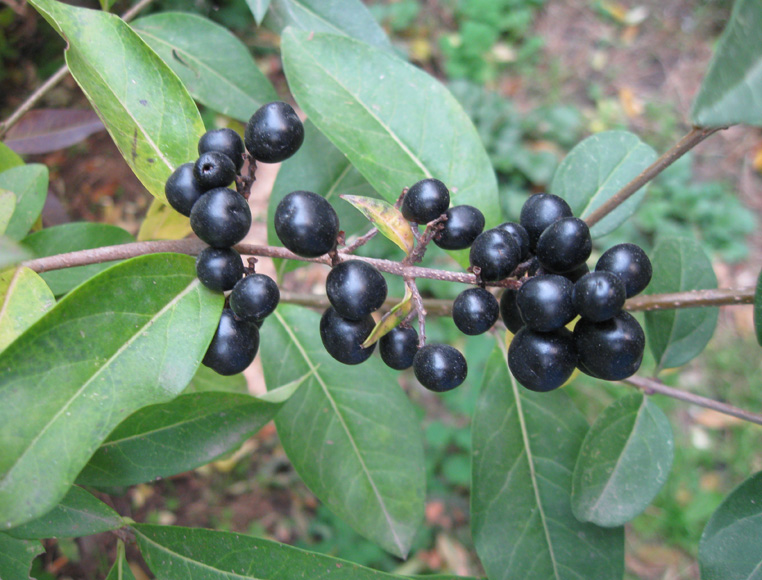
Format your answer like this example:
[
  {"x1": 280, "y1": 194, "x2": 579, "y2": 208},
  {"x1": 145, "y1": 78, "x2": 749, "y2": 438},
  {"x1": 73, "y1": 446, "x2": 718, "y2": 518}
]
[
  {"x1": 341, "y1": 194, "x2": 414, "y2": 254},
  {"x1": 138, "y1": 199, "x2": 192, "y2": 241},
  {"x1": 362, "y1": 287, "x2": 412, "y2": 348}
]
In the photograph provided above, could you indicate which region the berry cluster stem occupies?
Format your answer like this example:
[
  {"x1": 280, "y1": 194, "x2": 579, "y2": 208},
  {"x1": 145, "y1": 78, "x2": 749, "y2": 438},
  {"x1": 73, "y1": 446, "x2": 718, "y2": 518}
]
[{"x1": 405, "y1": 277, "x2": 428, "y2": 348}]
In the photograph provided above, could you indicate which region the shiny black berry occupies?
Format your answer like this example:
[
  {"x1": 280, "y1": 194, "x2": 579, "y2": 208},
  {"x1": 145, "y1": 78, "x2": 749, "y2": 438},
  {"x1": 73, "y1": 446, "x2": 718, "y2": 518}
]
[
  {"x1": 165, "y1": 163, "x2": 205, "y2": 217},
  {"x1": 452, "y1": 287, "x2": 499, "y2": 335},
  {"x1": 319, "y1": 307, "x2": 376, "y2": 365},
  {"x1": 508, "y1": 327, "x2": 577, "y2": 392},
  {"x1": 190, "y1": 187, "x2": 251, "y2": 248},
  {"x1": 194, "y1": 151, "x2": 237, "y2": 190},
  {"x1": 563, "y1": 262, "x2": 590, "y2": 283},
  {"x1": 469, "y1": 228, "x2": 520, "y2": 282},
  {"x1": 198, "y1": 128, "x2": 245, "y2": 171},
  {"x1": 245, "y1": 101, "x2": 304, "y2": 163},
  {"x1": 434, "y1": 205, "x2": 485, "y2": 250},
  {"x1": 596, "y1": 243, "x2": 653, "y2": 298},
  {"x1": 274, "y1": 191, "x2": 340, "y2": 258},
  {"x1": 379, "y1": 326, "x2": 418, "y2": 370},
  {"x1": 573, "y1": 271, "x2": 626, "y2": 322},
  {"x1": 496, "y1": 222, "x2": 530, "y2": 261},
  {"x1": 230, "y1": 273, "x2": 280, "y2": 322},
  {"x1": 499, "y1": 288, "x2": 524, "y2": 334},
  {"x1": 517, "y1": 274, "x2": 576, "y2": 331},
  {"x1": 535, "y1": 217, "x2": 592, "y2": 274},
  {"x1": 195, "y1": 247, "x2": 244, "y2": 292},
  {"x1": 401, "y1": 178, "x2": 450, "y2": 224},
  {"x1": 203, "y1": 308, "x2": 260, "y2": 376},
  {"x1": 574, "y1": 311, "x2": 645, "y2": 380},
  {"x1": 520, "y1": 193, "x2": 573, "y2": 250},
  {"x1": 413, "y1": 344, "x2": 467, "y2": 392},
  {"x1": 326, "y1": 260, "x2": 387, "y2": 320}
]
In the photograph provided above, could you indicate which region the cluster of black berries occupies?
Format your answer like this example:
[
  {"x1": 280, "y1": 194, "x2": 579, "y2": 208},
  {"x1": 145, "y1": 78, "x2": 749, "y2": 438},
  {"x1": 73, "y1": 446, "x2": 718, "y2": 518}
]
[{"x1": 164, "y1": 101, "x2": 305, "y2": 375}]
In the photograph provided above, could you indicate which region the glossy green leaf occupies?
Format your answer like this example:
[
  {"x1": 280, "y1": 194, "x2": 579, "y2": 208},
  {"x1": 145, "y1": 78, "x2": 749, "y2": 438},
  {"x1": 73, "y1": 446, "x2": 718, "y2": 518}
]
[
  {"x1": 472, "y1": 346, "x2": 624, "y2": 580},
  {"x1": 755, "y1": 268, "x2": 762, "y2": 347},
  {"x1": 28, "y1": 0, "x2": 203, "y2": 202},
  {"x1": 645, "y1": 237, "x2": 718, "y2": 370},
  {"x1": 247, "y1": 0, "x2": 271, "y2": 25},
  {"x1": 571, "y1": 393, "x2": 674, "y2": 527},
  {"x1": 0, "y1": 533, "x2": 43, "y2": 580},
  {"x1": 341, "y1": 195, "x2": 414, "y2": 254},
  {"x1": 265, "y1": 0, "x2": 392, "y2": 51},
  {"x1": 185, "y1": 364, "x2": 249, "y2": 394},
  {"x1": 282, "y1": 30, "x2": 500, "y2": 226},
  {"x1": 21, "y1": 222, "x2": 134, "y2": 295},
  {"x1": 137, "y1": 199, "x2": 191, "y2": 241},
  {"x1": 6, "y1": 485, "x2": 122, "y2": 540},
  {"x1": 105, "y1": 541, "x2": 136, "y2": 580},
  {"x1": 260, "y1": 305, "x2": 425, "y2": 558},
  {"x1": 550, "y1": 130, "x2": 657, "y2": 237},
  {"x1": 132, "y1": 13, "x2": 278, "y2": 123},
  {"x1": 0, "y1": 253, "x2": 223, "y2": 529},
  {"x1": 0, "y1": 267, "x2": 55, "y2": 353},
  {"x1": 77, "y1": 391, "x2": 282, "y2": 487},
  {"x1": 0, "y1": 164, "x2": 48, "y2": 241},
  {"x1": 0, "y1": 237, "x2": 32, "y2": 270},
  {"x1": 0, "y1": 142, "x2": 24, "y2": 173},
  {"x1": 699, "y1": 471, "x2": 762, "y2": 579},
  {"x1": 691, "y1": 0, "x2": 762, "y2": 127},
  {"x1": 0, "y1": 191, "x2": 15, "y2": 236}
]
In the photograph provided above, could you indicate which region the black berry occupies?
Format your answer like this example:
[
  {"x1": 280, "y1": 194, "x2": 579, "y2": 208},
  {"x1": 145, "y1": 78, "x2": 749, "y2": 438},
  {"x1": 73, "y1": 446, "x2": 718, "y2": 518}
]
[
  {"x1": 563, "y1": 262, "x2": 590, "y2": 283},
  {"x1": 194, "y1": 151, "x2": 237, "y2": 190},
  {"x1": 499, "y1": 288, "x2": 525, "y2": 334},
  {"x1": 452, "y1": 287, "x2": 499, "y2": 335},
  {"x1": 517, "y1": 274, "x2": 576, "y2": 331},
  {"x1": 379, "y1": 326, "x2": 419, "y2": 370},
  {"x1": 574, "y1": 311, "x2": 645, "y2": 380},
  {"x1": 203, "y1": 308, "x2": 260, "y2": 376},
  {"x1": 165, "y1": 163, "x2": 205, "y2": 217},
  {"x1": 401, "y1": 178, "x2": 450, "y2": 224},
  {"x1": 413, "y1": 344, "x2": 467, "y2": 392},
  {"x1": 434, "y1": 205, "x2": 485, "y2": 250},
  {"x1": 508, "y1": 327, "x2": 577, "y2": 392},
  {"x1": 190, "y1": 187, "x2": 252, "y2": 248},
  {"x1": 245, "y1": 101, "x2": 304, "y2": 163},
  {"x1": 520, "y1": 193, "x2": 573, "y2": 251},
  {"x1": 326, "y1": 260, "x2": 387, "y2": 320},
  {"x1": 319, "y1": 307, "x2": 376, "y2": 365},
  {"x1": 274, "y1": 191, "x2": 340, "y2": 258},
  {"x1": 469, "y1": 228, "x2": 520, "y2": 282},
  {"x1": 198, "y1": 128, "x2": 245, "y2": 171},
  {"x1": 596, "y1": 243, "x2": 653, "y2": 298},
  {"x1": 230, "y1": 273, "x2": 280, "y2": 322},
  {"x1": 573, "y1": 271, "x2": 626, "y2": 322},
  {"x1": 535, "y1": 217, "x2": 592, "y2": 274},
  {"x1": 496, "y1": 222, "x2": 530, "y2": 261},
  {"x1": 195, "y1": 247, "x2": 244, "y2": 292}
]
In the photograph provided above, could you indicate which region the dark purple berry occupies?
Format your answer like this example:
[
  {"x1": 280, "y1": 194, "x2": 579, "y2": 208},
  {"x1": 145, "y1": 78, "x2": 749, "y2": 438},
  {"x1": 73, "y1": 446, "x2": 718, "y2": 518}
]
[
  {"x1": 203, "y1": 308, "x2": 260, "y2": 376},
  {"x1": 401, "y1": 178, "x2": 450, "y2": 224},
  {"x1": 413, "y1": 344, "x2": 467, "y2": 392},
  {"x1": 596, "y1": 243, "x2": 653, "y2": 298},
  {"x1": 496, "y1": 222, "x2": 530, "y2": 261},
  {"x1": 535, "y1": 217, "x2": 592, "y2": 274},
  {"x1": 195, "y1": 247, "x2": 244, "y2": 292},
  {"x1": 379, "y1": 326, "x2": 418, "y2": 370},
  {"x1": 190, "y1": 187, "x2": 251, "y2": 248},
  {"x1": 434, "y1": 205, "x2": 485, "y2": 250},
  {"x1": 508, "y1": 327, "x2": 577, "y2": 392},
  {"x1": 563, "y1": 262, "x2": 590, "y2": 283},
  {"x1": 230, "y1": 273, "x2": 280, "y2": 322},
  {"x1": 194, "y1": 151, "x2": 237, "y2": 190},
  {"x1": 274, "y1": 191, "x2": 340, "y2": 258},
  {"x1": 499, "y1": 288, "x2": 524, "y2": 334},
  {"x1": 165, "y1": 163, "x2": 205, "y2": 217},
  {"x1": 245, "y1": 101, "x2": 304, "y2": 163},
  {"x1": 326, "y1": 260, "x2": 387, "y2": 320},
  {"x1": 469, "y1": 228, "x2": 520, "y2": 282},
  {"x1": 517, "y1": 274, "x2": 576, "y2": 332},
  {"x1": 574, "y1": 311, "x2": 645, "y2": 380},
  {"x1": 319, "y1": 307, "x2": 376, "y2": 365},
  {"x1": 198, "y1": 128, "x2": 245, "y2": 171},
  {"x1": 573, "y1": 271, "x2": 626, "y2": 322},
  {"x1": 520, "y1": 193, "x2": 573, "y2": 251},
  {"x1": 452, "y1": 287, "x2": 499, "y2": 335}
]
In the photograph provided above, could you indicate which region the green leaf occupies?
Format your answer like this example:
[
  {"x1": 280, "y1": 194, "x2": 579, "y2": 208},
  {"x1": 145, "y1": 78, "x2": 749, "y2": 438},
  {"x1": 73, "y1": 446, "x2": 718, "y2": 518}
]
[
  {"x1": 0, "y1": 267, "x2": 55, "y2": 353},
  {"x1": 0, "y1": 237, "x2": 32, "y2": 270},
  {"x1": 341, "y1": 195, "x2": 414, "y2": 254},
  {"x1": 755, "y1": 268, "x2": 762, "y2": 347},
  {"x1": 28, "y1": 0, "x2": 204, "y2": 202},
  {"x1": 0, "y1": 142, "x2": 24, "y2": 173},
  {"x1": 6, "y1": 485, "x2": 123, "y2": 540},
  {"x1": 281, "y1": 30, "x2": 500, "y2": 226},
  {"x1": 471, "y1": 345, "x2": 624, "y2": 580},
  {"x1": 691, "y1": 0, "x2": 762, "y2": 127},
  {"x1": 76, "y1": 391, "x2": 281, "y2": 487},
  {"x1": 137, "y1": 199, "x2": 191, "y2": 241},
  {"x1": 21, "y1": 222, "x2": 134, "y2": 295},
  {"x1": 105, "y1": 540, "x2": 136, "y2": 580},
  {"x1": 571, "y1": 393, "x2": 674, "y2": 527},
  {"x1": 699, "y1": 471, "x2": 762, "y2": 580},
  {"x1": 260, "y1": 305, "x2": 425, "y2": 558},
  {"x1": 362, "y1": 287, "x2": 412, "y2": 348},
  {"x1": 0, "y1": 164, "x2": 48, "y2": 241},
  {"x1": 265, "y1": 0, "x2": 392, "y2": 51},
  {"x1": 132, "y1": 13, "x2": 278, "y2": 123},
  {"x1": 0, "y1": 253, "x2": 223, "y2": 529},
  {"x1": 0, "y1": 191, "x2": 15, "y2": 236},
  {"x1": 0, "y1": 533, "x2": 43, "y2": 580},
  {"x1": 185, "y1": 364, "x2": 249, "y2": 394},
  {"x1": 645, "y1": 237, "x2": 718, "y2": 370},
  {"x1": 550, "y1": 130, "x2": 657, "y2": 237},
  {"x1": 246, "y1": 0, "x2": 271, "y2": 25}
]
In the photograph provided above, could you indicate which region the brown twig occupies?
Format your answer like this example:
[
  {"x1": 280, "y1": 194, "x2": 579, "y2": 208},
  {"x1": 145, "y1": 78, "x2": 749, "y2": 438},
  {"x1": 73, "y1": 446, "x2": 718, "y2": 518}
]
[
  {"x1": 584, "y1": 127, "x2": 724, "y2": 228},
  {"x1": 405, "y1": 215, "x2": 447, "y2": 265},
  {"x1": 625, "y1": 288, "x2": 754, "y2": 311},
  {"x1": 341, "y1": 227, "x2": 379, "y2": 254},
  {"x1": 405, "y1": 278, "x2": 427, "y2": 348},
  {"x1": 625, "y1": 375, "x2": 762, "y2": 427}
]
